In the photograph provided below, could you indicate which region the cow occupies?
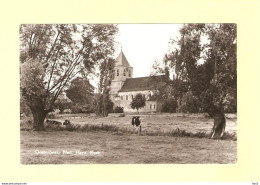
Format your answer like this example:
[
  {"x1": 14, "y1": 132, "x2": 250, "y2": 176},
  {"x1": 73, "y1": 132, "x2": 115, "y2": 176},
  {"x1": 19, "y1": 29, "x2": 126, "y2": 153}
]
[
  {"x1": 63, "y1": 119, "x2": 71, "y2": 125},
  {"x1": 206, "y1": 107, "x2": 226, "y2": 139},
  {"x1": 132, "y1": 116, "x2": 141, "y2": 127},
  {"x1": 132, "y1": 116, "x2": 142, "y2": 133},
  {"x1": 46, "y1": 119, "x2": 62, "y2": 125}
]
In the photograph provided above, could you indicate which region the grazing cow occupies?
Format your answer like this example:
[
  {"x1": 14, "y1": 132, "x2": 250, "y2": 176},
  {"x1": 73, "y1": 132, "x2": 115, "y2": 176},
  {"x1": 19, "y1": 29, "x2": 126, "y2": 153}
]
[
  {"x1": 63, "y1": 119, "x2": 71, "y2": 125},
  {"x1": 132, "y1": 116, "x2": 141, "y2": 127},
  {"x1": 132, "y1": 116, "x2": 142, "y2": 133},
  {"x1": 207, "y1": 107, "x2": 226, "y2": 139},
  {"x1": 46, "y1": 119, "x2": 62, "y2": 125}
]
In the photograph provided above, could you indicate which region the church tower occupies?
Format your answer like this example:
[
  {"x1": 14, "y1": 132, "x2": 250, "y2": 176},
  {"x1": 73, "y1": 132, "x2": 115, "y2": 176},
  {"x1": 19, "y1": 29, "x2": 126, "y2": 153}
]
[{"x1": 110, "y1": 49, "x2": 133, "y2": 97}]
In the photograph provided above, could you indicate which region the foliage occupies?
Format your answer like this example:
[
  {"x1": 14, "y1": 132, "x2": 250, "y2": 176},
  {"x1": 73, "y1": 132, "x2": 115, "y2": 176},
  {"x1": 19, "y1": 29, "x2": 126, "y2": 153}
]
[
  {"x1": 53, "y1": 94, "x2": 72, "y2": 113},
  {"x1": 95, "y1": 58, "x2": 116, "y2": 116},
  {"x1": 20, "y1": 24, "x2": 118, "y2": 130},
  {"x1": 114, "y1": 106, "x2": 124, "y2": 113},
  {"x1": 20, "y1": 95, "x2": 31, "y2": 116},
  {"x1": 66, "y1": 77, "x2": 94, "y2": 105},
  {"x1": 130, "y1": 93, "x2": 146, "y2": 112},
  {"x1": 161, "y1": 98, "x2": 178, "y2": 113},
  {"x1": 20, "y1": 117, "x2": 33, "y2": 131},
  {"x1": 46, "y1": 112, "x2": 57, "y2": 119},
  {"x1": 71, "y1": 103, "x2": 94, "y2": 113},
  {"x1": 152, "y1": 24, "x2": 237, "y2": 113},
  {"x1": 178, "y1": 91, "x2": 199, "y2": 113},
  {"x1": 94, "y1": 94, "x2": 114, "y2": 116},
  {"x1": 65, "y1": 77, "x2": 94, "y2": 113}
]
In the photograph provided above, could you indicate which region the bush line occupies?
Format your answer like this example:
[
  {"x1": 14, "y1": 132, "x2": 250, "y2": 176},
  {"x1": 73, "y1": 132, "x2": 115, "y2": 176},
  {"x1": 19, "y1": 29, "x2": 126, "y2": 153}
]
[{"x1": 20, "y1": 119, "x2": 237, "y2": 140}]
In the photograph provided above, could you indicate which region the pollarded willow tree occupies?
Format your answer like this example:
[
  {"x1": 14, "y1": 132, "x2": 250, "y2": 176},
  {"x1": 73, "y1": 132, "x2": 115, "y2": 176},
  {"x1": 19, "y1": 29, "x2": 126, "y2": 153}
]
[
  {"x1": 153, "y1": 24, "x2": 237, "y2": 115},
  {"x1": 20, "y1": 24, "x2": 118, "y2": 131}
]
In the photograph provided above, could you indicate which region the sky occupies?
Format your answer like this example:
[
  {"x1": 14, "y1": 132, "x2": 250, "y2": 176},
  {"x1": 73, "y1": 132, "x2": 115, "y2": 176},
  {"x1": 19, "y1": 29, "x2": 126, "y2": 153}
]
[
  {"x1": 114, "y1": 24, "x2": 183, "y2": 78},
  {"x1": 90, "y1": 24, "x2": 183, "y2": 91}
]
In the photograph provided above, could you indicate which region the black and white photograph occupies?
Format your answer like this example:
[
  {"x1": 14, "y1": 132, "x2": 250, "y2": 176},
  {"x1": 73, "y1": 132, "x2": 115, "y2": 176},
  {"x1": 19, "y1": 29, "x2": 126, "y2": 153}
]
[{"x1": 19, "y1": 23, "x2": 237, "y2": 164}]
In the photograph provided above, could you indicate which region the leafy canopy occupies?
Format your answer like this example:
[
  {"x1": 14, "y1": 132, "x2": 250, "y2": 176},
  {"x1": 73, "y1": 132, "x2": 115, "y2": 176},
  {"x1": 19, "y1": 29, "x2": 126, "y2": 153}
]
[
  {"x1": 130, "y1": 93, "x2": 146, "y2": 112},
  {"x1": 66, "y1": 77, "x2": 94, "y2": 105},
  {"x1": 20, "y1": 24, "x2": 118, "y2": 130},
  {"x1": 20, "y1": 24, "x2": 118, "y2": 112},
  {"x1": 152, "y1": 24, "x2": 236, "y2": 113}
]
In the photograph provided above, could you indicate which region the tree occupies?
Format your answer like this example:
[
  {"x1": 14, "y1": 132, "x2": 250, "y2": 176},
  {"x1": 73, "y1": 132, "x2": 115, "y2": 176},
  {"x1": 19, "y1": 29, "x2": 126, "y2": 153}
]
[
  {"x1": 161, "y1": 98, "x2": 178, "y2": 113},
  {"x1": 178, "y1": 91, "x2": 199, "y2": 113},
  {"x1": 20, "y1": 87, "x2": 32, "y2": 117},
  {"x1": 130, "y1": 93, "x2": 146, "y2": 113},
  {"x1": 53, "y1": 93, "x2": 72, "y2": 114},
  {"x1": 152, "y1": 24, "x2": 236, "y2": 138},
  {"x1": 66, "y1": 77, "x2": 95, "y2": 113},
  {"x1": 20, "y1": 24, "x2": 118, "y2": 130},
  {"x1": 66, "y1": 77, "x2": 94, "y2": 104},
  {"x1": 152, "y1": 24, "x2": 236, "y2": 114},
  {"x1": 94, "y1": 93, "x2": 114, "y2": 116},
  {"x1": 95, "y1": 58, "x2": 115, "y2": 117}
]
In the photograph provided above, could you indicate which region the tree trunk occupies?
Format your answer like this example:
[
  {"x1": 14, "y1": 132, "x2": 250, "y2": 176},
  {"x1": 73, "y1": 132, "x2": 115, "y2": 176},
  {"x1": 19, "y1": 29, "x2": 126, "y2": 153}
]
[
  {"x1": 207, "y1": 107, "x2": 226, "y2": 139},
  {"x1": 103, "y1": 100, "x2": 108, "y2": 117},
  {"x1": 31, "y1": 108, "x2": 48, "y2": 131}
]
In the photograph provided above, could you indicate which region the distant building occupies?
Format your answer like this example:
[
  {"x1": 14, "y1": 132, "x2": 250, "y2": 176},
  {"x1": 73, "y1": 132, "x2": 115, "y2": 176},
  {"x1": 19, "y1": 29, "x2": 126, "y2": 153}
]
[{"x1": 110, "y1": 49, "x2": 164, "y2": 113}]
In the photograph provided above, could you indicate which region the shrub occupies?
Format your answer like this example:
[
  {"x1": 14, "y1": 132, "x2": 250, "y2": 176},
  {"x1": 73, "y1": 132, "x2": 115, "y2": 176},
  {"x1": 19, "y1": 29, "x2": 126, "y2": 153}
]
[
  {"x1": 179, "y1": 91, "x2": 199, "y2": 113},
  {"x1": 20, "y1": 96, "x2": 31, "y2": 116},
  {"x1": 44, "y1": 122, "x2": 81, "y2": 131},
  {"x1": 114, "y1": 106, "x2": 124, "y2": 113},
  {"x1": 46, "y1": 112, "x2": 57, "y2": 119},
  {"x1": 119, "y1": 113, "x2": 125, "y2": 117},
  {"x1": 63, "y1": 109, "x2": 71, "y2": 114},
  {"x1": 161, "y1": 99, "x2": 178, "y2": 113},
  {"x1": 71, "y1": 104, "x2": 93, "y2": 113},
  {"x1": 20, "y1": 118, "x2": 33, "y2": 130},
  {"x1": 94, "y1": 94, "x2": 114, "y2": 116},
  {"x1": 223, "y1": 92, "x2": 237, "y2": 113}
]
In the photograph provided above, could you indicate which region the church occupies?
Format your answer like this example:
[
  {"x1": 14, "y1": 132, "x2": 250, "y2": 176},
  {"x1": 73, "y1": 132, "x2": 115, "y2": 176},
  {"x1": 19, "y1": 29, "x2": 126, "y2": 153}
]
[{"x1": 109, "y1": 50, "x2": 164, "y2": 113}]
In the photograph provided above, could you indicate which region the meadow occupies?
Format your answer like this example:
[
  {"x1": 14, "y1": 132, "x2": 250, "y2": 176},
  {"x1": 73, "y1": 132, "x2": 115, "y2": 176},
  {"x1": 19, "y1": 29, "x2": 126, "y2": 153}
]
[{"x1": 20, "y1": 113, "x2": 237, "y2": 164}]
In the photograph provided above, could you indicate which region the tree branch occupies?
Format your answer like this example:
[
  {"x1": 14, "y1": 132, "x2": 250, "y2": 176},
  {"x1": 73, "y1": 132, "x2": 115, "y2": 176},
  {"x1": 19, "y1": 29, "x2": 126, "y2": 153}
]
[
  {"x1": 45, "y1": 31, "x2": 60, "y2": 63},
  {"x1": 48, "y1": 55, "x2": 81, "y2": 93},
  {"x1": 50, "y1": 68, "x2": 81, "y2": 108}
]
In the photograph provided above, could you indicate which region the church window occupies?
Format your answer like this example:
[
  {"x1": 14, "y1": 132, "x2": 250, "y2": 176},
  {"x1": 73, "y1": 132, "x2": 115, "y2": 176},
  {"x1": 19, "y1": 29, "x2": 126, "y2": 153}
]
[
  {"x1": 123, "y1": 69, "x2": 126, "y2": 76},
  {"x1": 129, "y1": 71, "x2": 131, "y2": 77},
  {"x1": 126, "y1": 95, "x2": 128, "y2": 100},
  {"x1": 121, "y1": 96, "x2": 123, "y2": 100},
  {"x1": 132, "y1": 95, "x2": 133, "y2": 99},
  {"x1": 150, "y1": 104, "x2": 152, "y2": 109},
  {"x1": 154, "y1": 104, "x2": 156, "y2": 109},
  {"x1": 117, "y1": 69, "x2": 119, "y2": 76}
]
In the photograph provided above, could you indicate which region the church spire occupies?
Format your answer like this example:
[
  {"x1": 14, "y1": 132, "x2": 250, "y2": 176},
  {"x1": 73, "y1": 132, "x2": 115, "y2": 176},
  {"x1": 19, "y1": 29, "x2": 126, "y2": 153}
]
[{"x1": 115, "y1": 48, "x2": 131, "y2": 67}]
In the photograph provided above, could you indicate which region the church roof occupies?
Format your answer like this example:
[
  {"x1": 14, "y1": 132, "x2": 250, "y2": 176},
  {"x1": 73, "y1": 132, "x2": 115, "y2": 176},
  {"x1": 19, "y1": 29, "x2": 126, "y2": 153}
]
[
  {"x1": 115, "y1": 50, "x2": 131, "y2": 67},
  {"x1": 119, "y1": 75, "x2": 166, "y2": 92}
]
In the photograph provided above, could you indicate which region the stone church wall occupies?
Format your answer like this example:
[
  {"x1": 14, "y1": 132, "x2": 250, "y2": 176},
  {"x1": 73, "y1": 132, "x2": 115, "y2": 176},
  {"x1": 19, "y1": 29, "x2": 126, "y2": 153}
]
[{"x1": 112, "y1": 90, "x2": 160, "y2": 113}]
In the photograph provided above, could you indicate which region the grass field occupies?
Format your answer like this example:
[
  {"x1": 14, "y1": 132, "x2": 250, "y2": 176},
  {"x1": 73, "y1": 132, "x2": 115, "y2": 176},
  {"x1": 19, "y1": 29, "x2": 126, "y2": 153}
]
[
  {"x1": 48, "y1": 113, "x2": 237, "y2": 135},
  {"x1": 20, "y1": 113, "x2": 237, "y2": 164}
]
